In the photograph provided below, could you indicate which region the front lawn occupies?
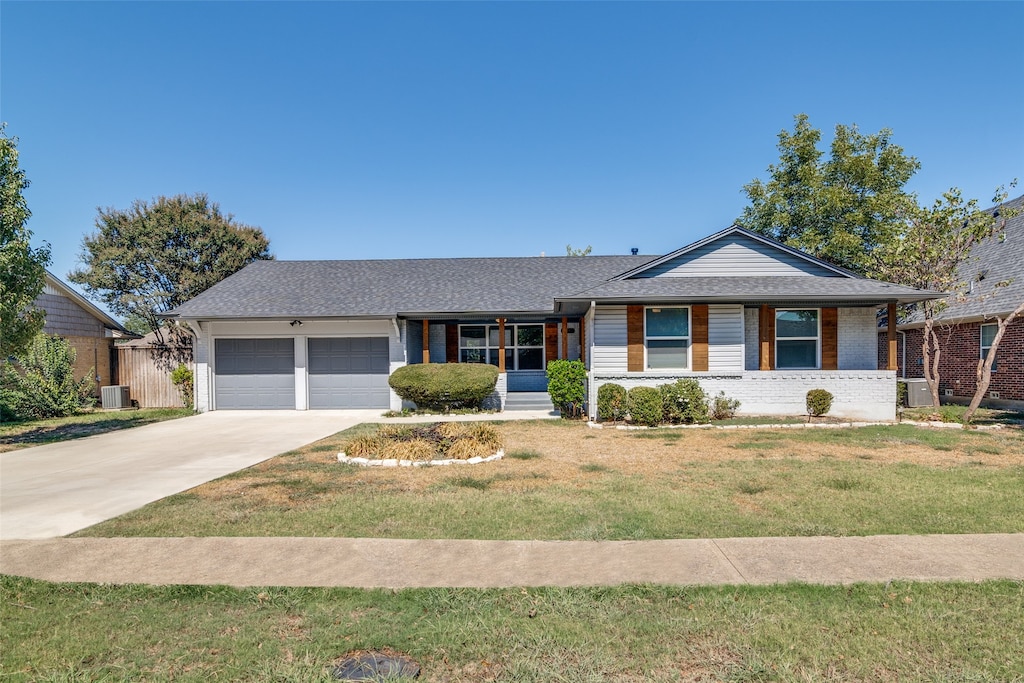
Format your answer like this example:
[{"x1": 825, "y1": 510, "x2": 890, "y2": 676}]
[
  {"x1": 2, "y1": 575, "x2": 1021, "y2": 682},
  {"x1": 76, "y1": 420, "x2": 1024, "y2": 539},
  {"x1": 0, "y1": 408, "x2": 193, "y2": 453}
]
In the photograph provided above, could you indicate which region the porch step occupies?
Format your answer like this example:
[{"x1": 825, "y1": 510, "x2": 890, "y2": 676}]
[{"x1": 504, "y1": 392, "x2": 556, "y2": 412}]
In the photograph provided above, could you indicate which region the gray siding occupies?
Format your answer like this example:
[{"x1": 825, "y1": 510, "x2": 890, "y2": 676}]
[
  {"x1": 38, "y1": 292, "x2": 105, "y2": 338},
  {"x1": 744, "y1": 307, "x2": 760, "y2": 371},
  {"x1": 591, "y1": 305, "x2": 628, "y2": 373},
  {"x1": 708, "y1": 305, "x2": 744, "y2": 372},
  {"x1": 637, "y1": 234, "x2": 839, "y2": 278}
]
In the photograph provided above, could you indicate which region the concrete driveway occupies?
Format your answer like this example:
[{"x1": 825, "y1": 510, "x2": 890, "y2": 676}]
[{"x1": 0, "y1": 410, "x2": 380, "y2": 539}]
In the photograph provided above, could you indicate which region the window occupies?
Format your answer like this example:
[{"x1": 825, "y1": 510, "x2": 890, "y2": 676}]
[
  {"x1": 459, "y1": 324, "x2": 544, "y2": 370},
  {"x1": 981, "y1": 323, "x2": 998, "y2": 372},
  {"x1": 645, "y1": 307, "x2": 690, "y2": 369},
  {"x1": 776, "y1": 309, "x2": 819, "y2": 369}
]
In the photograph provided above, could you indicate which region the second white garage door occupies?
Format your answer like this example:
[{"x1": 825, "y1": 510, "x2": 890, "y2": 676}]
[{"x1": 307, "y1": 337, "x2": 390, "y2": 409}]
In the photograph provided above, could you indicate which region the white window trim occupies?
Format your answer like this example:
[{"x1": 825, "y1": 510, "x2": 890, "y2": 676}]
[
  {"x1": 458, "y1": 323, "x2": 545, "y2": 371},
  {"x1": 980, "y1": 323, "x2": 998, "y2": 371},
  {"x1": 644, "y1": 306, "x2": 691, "y2": 371},
  {"x1": 775, "y1": 308, "x2": 821, "y2": 370}
]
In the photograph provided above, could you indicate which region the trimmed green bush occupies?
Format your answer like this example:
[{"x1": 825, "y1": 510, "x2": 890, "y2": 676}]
[
  {"x1": 806, "y1": 388, "x2": 834, "y2": 417},
  {"x1": 388, "y1": 363, "x2": 498, "y2": 412},
  {"x1": 658, "y1": 378, "x2": 709, "y2": 424},
  {"x1": 709, "y1": 391, "x2": 741, "y2": 420},
  {"x1": 1, "y1": 333, "x2": 95, "y2": 420},
  {"x1": 597, "y1": 382, "x2": 627, "y2": 422},
  {"x1": 170, "y1": 364, "x2": 194, "y2": 410},
  {"x1": 547, "y1": 359, "x2": 587, "y2": 419},
  {"x1": 626, "y1": 386, "x2": 663, "y2": 427}
]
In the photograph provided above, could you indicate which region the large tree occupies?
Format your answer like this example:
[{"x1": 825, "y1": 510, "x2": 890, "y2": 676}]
[
  {"x1": 1, "y1": 124, "x2": 51, "y2": 359},
  {"x1": 738, "y1": 114, "x2": 920, "y2": 274},
  {"x1": 70, "y1": 193, "x2": 272, "y2": 345},
  {"x1": 871, "y1": 187, "x2": 1016, "y2": 416}
]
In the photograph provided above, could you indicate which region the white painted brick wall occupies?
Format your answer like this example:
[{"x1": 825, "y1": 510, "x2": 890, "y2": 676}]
[
  {"x1": 590, "y1": 370, "x2": 896, "y2": 421},
  {"x1": 839, "y1": 307, "x2": 880, "y2": 370}
]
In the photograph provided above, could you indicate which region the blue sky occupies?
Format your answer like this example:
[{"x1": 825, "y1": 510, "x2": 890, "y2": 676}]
[{"x1": 3, "y1": 1, "x2": 1022, "y2": 302}]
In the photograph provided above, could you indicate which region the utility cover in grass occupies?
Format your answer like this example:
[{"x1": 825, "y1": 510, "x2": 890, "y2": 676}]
[{"x1": 332, "y1": 649, "x2": 420, "y2": 680}]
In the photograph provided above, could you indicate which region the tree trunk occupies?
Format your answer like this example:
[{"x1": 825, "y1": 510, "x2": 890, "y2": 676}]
[
  {"x1": 921, "y1": 317, "x2": 942, "y2": 409},
  {"x1": 963, "y1": 301, "x2": 1024, "y2": 423}
]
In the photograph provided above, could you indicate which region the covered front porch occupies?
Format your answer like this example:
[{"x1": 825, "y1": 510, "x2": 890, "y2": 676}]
[{"x1": 404, "y1": 315, "x2": 584, "y2": 409}]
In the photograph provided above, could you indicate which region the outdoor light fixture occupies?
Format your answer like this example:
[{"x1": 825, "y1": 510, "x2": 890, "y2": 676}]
[{"x1": 289, "y1": 320, "x2": 303, "y2": 327}]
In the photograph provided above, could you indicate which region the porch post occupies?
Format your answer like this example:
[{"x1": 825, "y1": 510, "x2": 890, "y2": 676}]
[
  {"x1": 497, "y1": 317, "x2": 506, "y2": 373},
  {"x1": 579, "y1": 317, "x2": 586, "y2": 365},
  {"x1": 887, "y1": 303, "x2": 898, "y2": 371},
  {"x1": 561, "y1": 316, "x2": 568, "y2": 360},
  {"x1": 422, "y1": 320, "x2": 430, "y2": 363},
  {"x1": 759, "y1": 305, "x2": 771, "y2": 371}
]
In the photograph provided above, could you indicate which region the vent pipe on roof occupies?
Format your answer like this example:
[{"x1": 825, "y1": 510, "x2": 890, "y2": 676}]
[{"x1": 630, "y1": 247, "x2": 639, "y2": 255}]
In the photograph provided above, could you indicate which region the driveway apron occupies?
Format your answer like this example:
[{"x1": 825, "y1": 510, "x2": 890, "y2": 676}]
[{"x1": 0, "y1": 410, "x2": 379, "y2": 539}]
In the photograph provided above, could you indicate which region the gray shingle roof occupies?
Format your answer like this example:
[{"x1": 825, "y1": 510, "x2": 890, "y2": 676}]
[
  {"x1": 904, "y1": 194, "x2": 1024, "y2": 324},
  {"x1": 168, "y1": 255, "x2": 655, "y2": 319},
  {"x1": 559, "y1": 276, "x2": 937, "y2": 305}
]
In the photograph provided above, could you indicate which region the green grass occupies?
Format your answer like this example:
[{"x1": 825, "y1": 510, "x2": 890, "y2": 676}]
[
  {"x1": 3, "y1": 575, "x2": 1022, "y2": 681},
  {"x1": 0, "y1": 408, "x2": 193, "y2": 451}
]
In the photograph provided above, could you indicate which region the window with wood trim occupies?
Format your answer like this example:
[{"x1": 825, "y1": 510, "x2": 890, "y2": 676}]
[
  {"x1": 458, "y1": 324, "x2": 544, "y2": 370},
  {"x1": 645, "y1": 306, "x2": 690, "y2": 370},
  {"x1": 775, "y1": 309, "x2": 819, "y2": 369},
  {"x1": 981, "y1": 323, "x2": 998, "y2": 372}
]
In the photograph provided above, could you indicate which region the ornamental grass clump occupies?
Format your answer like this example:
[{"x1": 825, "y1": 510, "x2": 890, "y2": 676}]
[{"x1": 343, "y1": 422, "x2": 503, "y2": 461}]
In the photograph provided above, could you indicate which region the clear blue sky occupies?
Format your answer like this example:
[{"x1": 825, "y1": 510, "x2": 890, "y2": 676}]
[{"x1": 3, "y1": 1, "x2": 1022, "y2": 303}]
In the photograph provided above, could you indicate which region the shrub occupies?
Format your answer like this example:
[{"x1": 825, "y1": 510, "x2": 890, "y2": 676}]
[
  {"x1": 806, "y1": 388, "x2": 834, "y2": 417},
  {"x1": 597, "y1": 383, "x2": 627, "y2": 422},
  {"x1": 896, "y1": 380, "x2": 908, "y2": 408},
  {"x1": 388, "y1": 363, "x2": 498, "y2": 412},
  {"x1": 626, "y1": 386, "x2": 663, "y2": 426},
  {"x1": 546, "y1": 359, "x2": 587, "y2": 419},
  {"x1": 709, "y1": 391, "x2": 741, "y2": 420},
  {"x1": 343, "y1": 422, "x2": 503, "y2": 461},
  {"x1": 170, "y1": 364, "x2": 194, "y2": 410},
  {"x1": 658, "y1": 378, "x2": 709, "y2": 424},
  {"x1": 0, "y1": 334, "x2": 95, "y2": 420}
]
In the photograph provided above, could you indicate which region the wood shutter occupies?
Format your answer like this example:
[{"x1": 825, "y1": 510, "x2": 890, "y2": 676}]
[
  {"x1": 691, "y1": 304, "x2": 709, "y2": 372},
  {"x1": 446, "y1": 324, "x2": 459, "y2": 363},
  {"x1": 545, "y1": 323, "x2": 559, "y2": 363},
  {"x1": 821, "y1": 307, "x2": 838, "y2": 370},
  {"x1": 627, "y1": 305, "x2": 644, "y2": 371}
]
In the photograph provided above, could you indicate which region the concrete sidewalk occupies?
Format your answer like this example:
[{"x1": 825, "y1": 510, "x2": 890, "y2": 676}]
[{"x1": 2, "y1": 533, "x2": 1021, "y2": 588}]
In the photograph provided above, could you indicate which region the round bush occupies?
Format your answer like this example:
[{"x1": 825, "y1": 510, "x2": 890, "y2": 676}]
[
  {"x1": 658, "y1": 378, "x2": 709, "y2": 424},
  {"x1": 626, "y1": 386, "x2": 663, "y2": 426},
  {"x1": 597, "y1": 383, "x2": 627, "y2": 422},
  {"x1": 388, "y1": 363, "x2": 499, "y2": 411},
  {"x1": 806, "y1": 388, "x2": 834, "y2": 417}
]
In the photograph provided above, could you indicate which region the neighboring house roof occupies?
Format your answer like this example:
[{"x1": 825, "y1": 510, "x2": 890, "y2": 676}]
[
  {"x1": 903, "y1": 194, "x2": 1024, "y2": 326},
  {"x1": 167, "y1": 225, "x2": 942, "y2": 321},
  {"x1": 116, "y1": 329, "x2": 193, "y2": 348},
  {"x1": 41, "y1": 271, "x2": 131, "y2": 336},
  {"x1": 168, "y1": 255, "x2": 655, "y2": 319}
]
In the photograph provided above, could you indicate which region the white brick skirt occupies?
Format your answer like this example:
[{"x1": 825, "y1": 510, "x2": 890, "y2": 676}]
[{"x1": 590, "y1": 371, "x2": 897, "y2": 422}]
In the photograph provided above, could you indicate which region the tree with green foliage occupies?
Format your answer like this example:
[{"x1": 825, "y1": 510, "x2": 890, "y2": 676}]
[
  {"x1": 1, "y1": 124, "x2": 51, "y2": 359},
  {"x1": 70, "y1": 193, "x2": 272, "y2": 346},
  {"x1": 1, "y1": 333, "x2": 95, "y2": 420},
  {"x1": 565, "y1": 244, "x2": 592, "y2": 256},
  {"x1": 872, "y1": 186, "x2": 1017, "y2": 415},
  {"x1": 738, "y1": 114, "x2": 920, "y2": 274}
]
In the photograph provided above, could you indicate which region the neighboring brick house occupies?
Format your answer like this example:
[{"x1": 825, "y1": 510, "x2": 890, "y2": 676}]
[
  {"x1": 879, "y1": 194, "x2": 1024, "y2": 405},
  {"x1": 35, "y1": 271, "x2": 132, "y2": 394}
]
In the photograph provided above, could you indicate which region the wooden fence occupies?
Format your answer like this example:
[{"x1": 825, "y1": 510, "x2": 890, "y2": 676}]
[{"x1": 116, "y1": 345, "x2": 194, "y2": 408}]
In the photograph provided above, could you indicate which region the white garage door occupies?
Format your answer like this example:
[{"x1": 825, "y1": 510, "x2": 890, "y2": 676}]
[
  {"x1": 308, "y1": 337, "x2": 390, "y2": 409},
  {"x1": 214, "y1": 338, "x2": 295, "y2": 410}
]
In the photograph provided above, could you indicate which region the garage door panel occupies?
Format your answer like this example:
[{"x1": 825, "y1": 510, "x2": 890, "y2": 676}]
[
  {"x1": 215, "y1": 338, "x2": 295, "y2": 410},
  {"x1": 308, "y1": 337, "x2": 389, "y2": 409}
]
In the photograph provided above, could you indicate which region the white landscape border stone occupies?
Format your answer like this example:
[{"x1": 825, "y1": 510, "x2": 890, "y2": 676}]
[
  {"x1": 585, "y1": 420, "x2": 1003, "y2": 432},
  {"x1": 338, "y1": 449, "x2": 505, "y2": 467}
]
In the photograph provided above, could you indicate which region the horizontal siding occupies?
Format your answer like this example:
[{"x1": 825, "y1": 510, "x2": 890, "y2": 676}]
[
  {"x1": 592, "y1": 305, "x2": 627, "y2": 372},
  {"x1": 708, "y1": 305, "x2": 744, "y2": 372},
  {"x1": 744, "y1": 307, "x2": 760, "y2": 370},
  {"x1": 638, "y1": 234, "x2": 839, "y2": 278},
  {"x1": 38, "y1": 293, "x2": 106, "y2": 337}
]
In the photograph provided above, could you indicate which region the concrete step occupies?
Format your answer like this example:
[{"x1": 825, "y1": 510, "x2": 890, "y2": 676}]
[{"x1": 504, "y1": 392, "x2": 555, "y2": 411}]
